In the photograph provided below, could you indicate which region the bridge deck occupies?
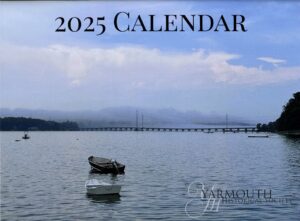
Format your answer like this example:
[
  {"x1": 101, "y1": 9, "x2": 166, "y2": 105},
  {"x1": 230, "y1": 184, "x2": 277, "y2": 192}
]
[{"x1": 80, "y1": 127, "x2": 257, "y2": 132}]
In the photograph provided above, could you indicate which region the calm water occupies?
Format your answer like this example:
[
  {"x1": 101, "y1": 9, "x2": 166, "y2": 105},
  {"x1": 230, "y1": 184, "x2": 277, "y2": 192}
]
[{"x1": 1, "y1": 132, "x2": 300, "y2": 220}]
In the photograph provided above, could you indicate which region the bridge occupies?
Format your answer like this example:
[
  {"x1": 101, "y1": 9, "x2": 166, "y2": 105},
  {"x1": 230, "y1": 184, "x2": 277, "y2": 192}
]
[{"x1": 80, "y1": 127, "x2": 257, "y2": 133}]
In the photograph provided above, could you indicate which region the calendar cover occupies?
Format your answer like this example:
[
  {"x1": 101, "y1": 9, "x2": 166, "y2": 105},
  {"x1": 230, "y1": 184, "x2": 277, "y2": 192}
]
[{"x1": 1, "y1": 1, "x2": 300, "y2": 220}]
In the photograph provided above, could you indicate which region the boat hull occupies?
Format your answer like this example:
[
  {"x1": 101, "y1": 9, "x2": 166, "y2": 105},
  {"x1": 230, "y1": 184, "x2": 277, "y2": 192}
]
[
  {"x1": 85, "y1": 179, "x2": 121, "y2": 195},
  {"x1": 88, "y1": 156, "x2": 125, "y2": 174}
]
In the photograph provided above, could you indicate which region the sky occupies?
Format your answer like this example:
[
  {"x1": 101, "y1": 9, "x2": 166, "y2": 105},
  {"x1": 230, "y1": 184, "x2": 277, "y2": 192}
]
[{"x1": 0, "y1": 1, "x2": 300, "y2": 122}]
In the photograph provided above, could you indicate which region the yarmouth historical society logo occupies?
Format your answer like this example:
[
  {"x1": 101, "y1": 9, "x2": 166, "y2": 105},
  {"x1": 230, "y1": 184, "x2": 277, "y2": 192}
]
[{"x1": 185, "y1": 181, "x2": 294, "y2": 219}]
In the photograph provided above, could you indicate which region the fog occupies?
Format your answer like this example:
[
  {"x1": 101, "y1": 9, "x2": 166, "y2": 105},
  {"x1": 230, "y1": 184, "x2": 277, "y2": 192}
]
[{"x1": 0, "y1": 107, "x2": 253, "y2": 128}]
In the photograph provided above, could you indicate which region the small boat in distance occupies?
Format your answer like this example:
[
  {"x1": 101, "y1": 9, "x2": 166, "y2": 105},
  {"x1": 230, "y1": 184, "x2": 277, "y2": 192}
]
[
  {"x1": 88, "y1": 156, "x2": 125, "y2": 174},
  {"x1": 85, "y1": 179, "x2": 121, "y2": 195},
  {"x1": 22, "y1": 133, "x2": 30, "y2": 140}
]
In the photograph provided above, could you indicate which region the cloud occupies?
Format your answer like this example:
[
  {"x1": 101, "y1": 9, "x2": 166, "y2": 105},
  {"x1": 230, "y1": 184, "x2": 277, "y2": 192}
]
[
  {"x1": 257, "y1": 56, "x2": 286, "y2": 67},
  {"x1": 1, "y1": 43, "x2": 300, "y2": 91}
]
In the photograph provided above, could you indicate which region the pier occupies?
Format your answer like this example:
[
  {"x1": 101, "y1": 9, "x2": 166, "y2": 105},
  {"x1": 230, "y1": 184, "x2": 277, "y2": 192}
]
[{"x1": 80, "y1": 127, "x2": 257, "y2": 133}]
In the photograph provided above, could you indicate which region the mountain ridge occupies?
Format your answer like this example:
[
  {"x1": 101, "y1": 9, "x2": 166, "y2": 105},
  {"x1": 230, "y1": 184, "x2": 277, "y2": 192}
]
[{"x1": 0, "y1": 107, "x2": 253, "y2": 128}]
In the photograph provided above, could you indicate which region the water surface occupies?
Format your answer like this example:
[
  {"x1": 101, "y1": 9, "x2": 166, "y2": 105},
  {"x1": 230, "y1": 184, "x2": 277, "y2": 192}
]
[{"x1": 1, "y1": 132, "x2": 300, "y2": 220}]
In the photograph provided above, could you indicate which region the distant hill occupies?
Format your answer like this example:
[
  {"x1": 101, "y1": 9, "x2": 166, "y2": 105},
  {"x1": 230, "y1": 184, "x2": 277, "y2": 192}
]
[
  {"x1": 257, "y1": 91, "x2": 300, "y2": 132},
  {"x1": 0, "y1": 117, "x2": 79, "y2": 131},
  {"x1": 276, "y1": 92, "x2": 300, "y2": 131},
  {"x1": 0, "y1": 107, "x2": 252, "y2": 128}
]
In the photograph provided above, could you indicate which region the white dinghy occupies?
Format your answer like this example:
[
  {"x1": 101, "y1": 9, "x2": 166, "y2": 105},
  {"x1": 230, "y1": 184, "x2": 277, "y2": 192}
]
[{"x1": 85, "y1": 179, "x2": 121, "y2": 195}]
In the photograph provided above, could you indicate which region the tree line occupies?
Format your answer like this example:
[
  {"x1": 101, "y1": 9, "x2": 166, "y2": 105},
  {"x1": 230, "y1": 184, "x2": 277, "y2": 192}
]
[
  {"x1": 257, "y1": 92, "x2": 300, "y2": 132},
  {"x1": 0, "y1": 117, "x2": 79, "y2": 131}
]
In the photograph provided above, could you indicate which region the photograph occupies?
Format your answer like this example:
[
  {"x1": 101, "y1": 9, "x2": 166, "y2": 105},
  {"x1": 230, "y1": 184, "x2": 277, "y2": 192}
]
[{"x1": 0, "y1": 0, "x2": 300, "y2": 220}]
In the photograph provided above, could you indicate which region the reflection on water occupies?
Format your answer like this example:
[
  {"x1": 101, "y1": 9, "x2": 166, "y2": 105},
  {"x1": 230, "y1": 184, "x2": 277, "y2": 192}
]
[
  {"x1": 1, "y1": 131, "x2": 300, "y2": 221},
  {"x1": 282, "y1": 135, "x2": 300, "y2": 146},
  {"x1": 86, "y1": 194, "x2": 121, "y2": 204}
]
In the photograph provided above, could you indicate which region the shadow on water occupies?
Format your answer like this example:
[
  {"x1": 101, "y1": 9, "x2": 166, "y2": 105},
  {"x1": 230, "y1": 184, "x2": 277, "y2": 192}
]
[
  {"x1": 280, "y1": 135, "x2": 300, "y2": 175},
  {"x1": 282, "y1": 135, "x2": 300, "y2": 145},
  {"x1": 86, "y1": 194, "x2": 121, "y2": 204}
]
